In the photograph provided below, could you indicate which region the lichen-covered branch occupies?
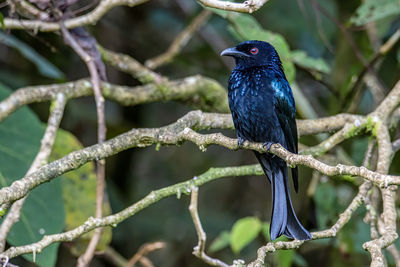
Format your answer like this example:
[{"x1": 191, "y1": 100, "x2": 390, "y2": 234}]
[
  {"x1": 0, "y1": 93, "x2": 66, "y2": 252},
  {"x1": 0, "y1": 110, "x2": 399, "y2": 210},
  {"x1": 197, "y1": 0, "x2": 269, "y2": 13},
  {"x1": 0, "y1": 76, "x2": 230, "y2": 122},
  {"x1": 0, "y1": 164, "x2": 263, "y2": 259},
  {"x1": 3, "y1": 0, "x2": 149, "y2": 31},
  {"x1": 248, "y1": 180, "x2": 372, "y2": 267},
  {"x1": 99, "y1": 46, "x2": 164, "y2": 84}
]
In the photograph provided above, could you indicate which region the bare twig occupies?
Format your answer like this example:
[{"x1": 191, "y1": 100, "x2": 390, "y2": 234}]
[
  {"x1": 3, "y1": 0, "x2": 149, "y2": 31},
  {"x1": 247, "y1": 180, "x2": 372, "y2": 267},
  {"x1": 0, "y1": 93, "x2": 66, "y2": 252},
  {"x1": 100, "y1": 246, "x2": 128, "y2": 267},
  {"x1": 126, "y1": 241, "x2": 166, "y2": 267},
  {"x1": 0, "y1": 164, "x2": 264, "y2": 259},
  {"x1": 197, "y1": 0, "x2": 269, "y2": 13},
  {"x1": 189, "y1": 187, "x2": 230, "y2": 267},
  {"x1": 60, "y1": 24, "x2": 107, "y2": 267},
  {"x1": 0, "y1": 76, "x2": 230, "y2": 122},
  {"x1": 145, "y1": 9, "x2": 212, "y2": 69}
]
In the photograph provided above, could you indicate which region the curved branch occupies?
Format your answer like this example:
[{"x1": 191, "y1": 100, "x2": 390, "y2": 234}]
[
  {"x1": 197, "y1": 0, "x2": 269, "y2": 13},
  {"x1": 3, "y1": 0, "x2": 149, "y2": 31},
  {"x1": 0, "y1": 76, "x2": 230, "y2": 122},
  {"x1": 0, "y1": 111, "x2": 398, "y2": 209},
  {"x1": 0, "y1": 93, "x2": 66, "y2": 252},
  {"x1": 248, "y1": 181, "x2": 372, "y2": 267},
  {"x1": 0, "y1": 164, "x2": 263, "y2": 259}
]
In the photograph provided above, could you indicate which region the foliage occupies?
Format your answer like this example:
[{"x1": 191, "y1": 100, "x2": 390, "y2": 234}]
[
  {"x1": 51, "y1": 129, "x2": 112, "y2": 256},
  {"x1": 0, "y1": 0, "x2": 399, "y2": 266},
  {"x1": 350, "y1": 0, "x2": 400, "y2": 26},
  {"x1": 0, "y1": 84, "x2": 64, "y2": 267}
]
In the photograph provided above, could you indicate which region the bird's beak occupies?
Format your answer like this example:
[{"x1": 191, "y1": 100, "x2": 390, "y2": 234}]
[{"x1": 220, "y1": 47, "x2": 250, "y2": 58}]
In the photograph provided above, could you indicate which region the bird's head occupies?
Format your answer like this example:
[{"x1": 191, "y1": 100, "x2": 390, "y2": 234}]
[{"x1": 220, "y1": 40, "x2": 281, "y2": 70}]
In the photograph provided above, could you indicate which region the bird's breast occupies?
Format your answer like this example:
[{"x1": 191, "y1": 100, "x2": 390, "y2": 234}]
[{"x1": 228, "y1": 76, "x2": 280, "y2": 143}]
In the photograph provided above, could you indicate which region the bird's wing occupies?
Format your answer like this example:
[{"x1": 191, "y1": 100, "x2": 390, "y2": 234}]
[{"x1": 271, "y1": 79, "x2": 299, "y2": 192}]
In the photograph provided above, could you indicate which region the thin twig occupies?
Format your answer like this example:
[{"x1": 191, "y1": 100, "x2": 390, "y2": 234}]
[
  {"x1": 126, "y1": 241, "x2": 166, "y2": 267},
  {"x1": 60, "y1": 24, "x2": 106, "y2": 267},
  {"x1": 247, "y1": 180, "x2": 372, "y2": 267},
  {"x1": 197, "y1": 0, "x2": 269, "y2": 13},
  {"x1": 145, "y1": 9, "x2": 212, "y2": 69},
  {"x1": 0, "y1": 164, "x2": 264, "y2": 259},
  {"x1": 189, "y1": 187, "x2": 230, "y2": 267},
  {"x1": 100, "y1": 246, "x2": 128, "y2": 267},
  {"x1": 3, "y1": 0, "x2": 149, "y2": 31},
  {"x1": 0, "y1": 93, "x2": 66, "y2": 252}
]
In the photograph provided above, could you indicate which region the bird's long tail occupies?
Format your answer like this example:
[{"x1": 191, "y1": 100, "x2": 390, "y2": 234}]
[{"x1": 255, "y1": 153, "x2": 311, "y2": 241}]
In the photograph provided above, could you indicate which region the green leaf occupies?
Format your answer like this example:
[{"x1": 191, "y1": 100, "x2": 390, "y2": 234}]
[
  {"x1": 212, "y1": 11, "x2": 295, "y2": 82},
  {"x1": 293, "y1": 253, "x2": 308, "y2": 267},
  {"x1": 290, "y1": 50, "x2": 331, "y2": 74},
  {"x1": 209, "y1": 231, "x2": 231, "y2": 253},
  {"x1": 0, "y1": 12, "x2": 5, "y2": 30},
  {"x1": 230, "y1": 216, "x2": 261, "y2": 254},
  {"x1": 350, "y1": 0, "x2": 400, "y2": 26},
  {"x1": 275, "y1": 250, "x2": 294, "y2": 267},
  {"x1": 0, "y1": 83, "x2": 65, "y2": 267},
  {"x1": 261, "y1": 222, "x2": 271, "y2": 241},
  {"x1": 0, "y1": 32, "x2": 64, "y2": 79},
  {"x1": 51, "y1": 129, "x2": 112, "y2": 256},
  {"x1": 314, "y1": 182, "x2": 337, "y2": 228}
]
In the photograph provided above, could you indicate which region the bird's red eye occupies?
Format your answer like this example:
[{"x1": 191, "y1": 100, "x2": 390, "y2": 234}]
[{"x1": 250, "y1": 47, "x2": 258, "y2": 55}]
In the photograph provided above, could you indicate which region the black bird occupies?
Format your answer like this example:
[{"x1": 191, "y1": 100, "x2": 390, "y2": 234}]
[{"x1": 221, "y1": 40, "x2": 311, "y2": 240}]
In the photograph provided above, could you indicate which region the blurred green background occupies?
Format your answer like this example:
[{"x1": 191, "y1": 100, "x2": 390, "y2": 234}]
[{"x1": 0, "y1": 0, "x2": 399, "y2": 266}]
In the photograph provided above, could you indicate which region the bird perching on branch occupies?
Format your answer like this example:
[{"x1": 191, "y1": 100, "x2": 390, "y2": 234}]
[{"x1": 221, "y1": 40, "x2": 311, "y2": 240}]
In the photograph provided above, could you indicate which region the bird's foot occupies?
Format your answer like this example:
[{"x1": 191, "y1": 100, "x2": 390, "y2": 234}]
[
  {"x1": 238, "y1": 137, "x2": 245, "y2": 148},
  {"x1": 262, "y1": 141, "x2": 274, "y2": 152},
  {"x1": 263, "y1": 142, "x2": 276, "y2": 158}
]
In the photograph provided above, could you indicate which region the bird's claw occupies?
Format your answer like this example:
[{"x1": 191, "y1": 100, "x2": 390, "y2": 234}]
[
  {"x1": 263, "y1": 142, "x2": 276, "y2": 157},
  {"x1": 238, "y1": 137, "x2": 245, "y2": 148},
  {"x1": 263, "y1": 141, "x2": 274, "y2": 152}
]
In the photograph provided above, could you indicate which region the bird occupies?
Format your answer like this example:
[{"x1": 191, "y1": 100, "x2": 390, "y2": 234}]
[{"x1": 221, "y1": 40, "x2": 311, "y2": 241}]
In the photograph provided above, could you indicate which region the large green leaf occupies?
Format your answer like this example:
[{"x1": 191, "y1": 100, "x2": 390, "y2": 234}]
[
  {"x1": 290, "y1": 50, "x2": 331, "y2": 74},
  {"x1": 350, "y1": 0, "x2": 400, "y2": 26},
  {"x1": 0, "y1": 32, "x2": 64, "y2": 79},
  {"x1": 51, "y1": 129, "x2": 112, "y2": 256},
  {"x1": 275, "y1": 249, "x2": 295, "y2": 267},
  {"x1": 0, "y1": 83, "x2": 65, "y2": 267},
  {"x1": 230, "y1": 216, "x2": 261, "y2": 254}
]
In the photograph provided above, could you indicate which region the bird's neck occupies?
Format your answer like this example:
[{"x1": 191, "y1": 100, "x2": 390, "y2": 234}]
[{"x1": 233, "y1": 64, "x2": 286, "y2": 79}]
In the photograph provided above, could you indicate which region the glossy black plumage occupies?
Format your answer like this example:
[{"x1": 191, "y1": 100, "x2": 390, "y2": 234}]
[{"x1": 221, "y1": 40, "x2": 311, "y2": 240}]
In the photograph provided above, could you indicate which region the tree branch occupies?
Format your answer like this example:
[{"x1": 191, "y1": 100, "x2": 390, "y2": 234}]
[
  {"x1": 0, "y1": 110, "x2": 399, "y2": 211},
  {"x1": 0, "y1": 76, "x2": 230, "y2": 122},
  {"x1": 0, "y1": 93, "x2": 66, "y2": 252},
  {"x1": 197, "y1": 0, "x2": 269, "y2": 13},
  {"x1": 0, "y1": 164, "x2": 264, "y2": 259},
  {"x1": 248, "y1": 180, "x2": 372, "y2": 267},
  {"x1": 189, "y1": 187, "x2": 230, "y2": 267},
  {"x1": 145, "y1": 9, "x2": 212, "y2": 69},
  {"x1": 3, "y1": 0, "x2": 149, "y2": 31},
  {"x1": 60, "y1": 24, "x2": 107, "y2": 267}
]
